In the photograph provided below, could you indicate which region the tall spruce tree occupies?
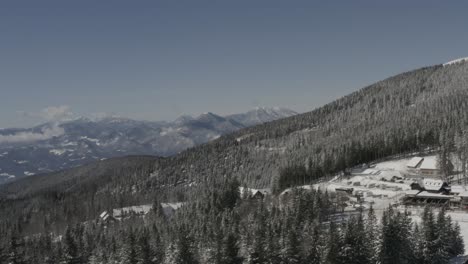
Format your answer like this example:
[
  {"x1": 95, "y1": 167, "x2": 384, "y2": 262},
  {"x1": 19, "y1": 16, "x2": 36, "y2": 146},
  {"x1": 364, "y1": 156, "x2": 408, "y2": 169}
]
[
  {"x1": 248, "y1": 203, "x2": 268, "y2": 264},
  {"x1": 326, "y1": 221, "x2": 342, "y2": 264},
  {"x1": 174, "y1": 225, "x2": 199, "y2": 264},
  {"x1": 380, "y1": 208, "x2": 413, "y2": 264},
  {"x1": 223, "y1": 233, "x2": 243, "y2": 264},
  {"x1": 339, "y1": 214, "x2": 371, "y2": 264},
  {"x1": 62, "y1": 227, "x2": 81, "y2": 264},
  {"x1": 137, "y1": 231, "x2": 155, "y2": 264},
  {"x1": 366, "y1": 205, "x2": 381, "y2": 264},
  {"x1": 7, "y1": 235, "x2": 25, "y2": 264}
]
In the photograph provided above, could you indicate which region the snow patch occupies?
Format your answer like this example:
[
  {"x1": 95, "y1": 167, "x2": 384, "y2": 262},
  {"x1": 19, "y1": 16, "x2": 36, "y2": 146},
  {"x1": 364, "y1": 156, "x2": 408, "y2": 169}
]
[
  {"x1": 0, "y1": 173, "x2": 15, "y2": 179},
  {"x1": 61, "y1": 141, "x2": 78, "y2": 147},
  {"x1": 443, "y1": 57, "x2": 468, "y2": 66},
  {"x1": 80, "y1": 136, "x2": 101, "y2": 146},
  {"x1": 50, "y1": 149, "x2": 67, "y2": 156}
]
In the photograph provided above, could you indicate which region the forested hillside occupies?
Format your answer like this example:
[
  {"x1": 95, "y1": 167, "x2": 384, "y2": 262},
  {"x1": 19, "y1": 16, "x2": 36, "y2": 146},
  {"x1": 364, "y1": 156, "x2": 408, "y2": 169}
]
[
  {"x1": 2, "y1": 61, "x2": 468, "y2": 227},
  {"x1": 151, "y1": 61, "x2": 468, "y2": 191},
  {"x1": 1, "y1": 60, "x2": 468, "y2": 263}
]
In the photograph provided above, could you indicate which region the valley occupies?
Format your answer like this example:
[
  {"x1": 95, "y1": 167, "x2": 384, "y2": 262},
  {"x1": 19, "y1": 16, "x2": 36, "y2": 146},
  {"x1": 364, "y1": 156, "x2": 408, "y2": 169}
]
[{"x1": 1, "y1": 60, "x2": 468, "y2": 263}]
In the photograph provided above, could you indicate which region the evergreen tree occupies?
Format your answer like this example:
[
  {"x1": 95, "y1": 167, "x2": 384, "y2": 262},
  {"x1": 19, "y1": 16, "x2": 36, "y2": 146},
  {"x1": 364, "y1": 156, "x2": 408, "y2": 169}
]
[
  {"x1": 265, "y1": 222, "x2": 282, "y2": 264},
  {"x1": 223, "y1": 233, "x2": 243, "y2": 264},
  {"x1": 120, "y1": 230, "x2": 138, "y2": 264},
  {"x1": 282, "y1": 225, "x2": 302, "y2": 264},
  {"x1": 304, "y1": 225, "x2": 322, "y2": 264},
  {"x1": 448, "y1": 222, "x2": 465, "y2": 257},
  {"x1": 326, "y1": 221, "x2": 342, "y2": 264},
  {"x1": 380, "y1": 208, "x2": 413, "y2": 264},
  {"x1": 208, "y1": 228, "x2": 224, "y2": 264},
  {"x1": 248, "y1": 203, "x2": 268, "y2": 264},
  {"x1": 137, "y1": 231, "x2": 155, "y2": 264},
  {"x1": 366, "y1": 205, "x2": 381, "y2": 264},
  {"x1": 421, "y1": 206, "x2": 448, "y2": 264},
  {"x1": 62, "y1": 227, "x2": 81, "y2": 264},
  {"x1": 151, "y1": 226, "x2": 164, "y2": 264},
  {"x1": 174, "y1": 226, "x2": 198, "y2": 264},
  {"x1": 151, "y1": 198, "x2": 166, "y2": 220},
  {"x1": 339, "y1": 214, "x2": 371, "y2": 264},
  {"x1": 7, "y1": 235, "x2": 25, "y2": 264}
]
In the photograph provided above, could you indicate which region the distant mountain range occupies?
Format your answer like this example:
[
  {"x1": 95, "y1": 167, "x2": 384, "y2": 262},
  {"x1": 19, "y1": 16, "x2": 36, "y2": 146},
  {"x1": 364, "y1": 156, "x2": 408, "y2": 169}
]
[{"x1": 0, "y1": 107, "x2": 296, "y2": 183}]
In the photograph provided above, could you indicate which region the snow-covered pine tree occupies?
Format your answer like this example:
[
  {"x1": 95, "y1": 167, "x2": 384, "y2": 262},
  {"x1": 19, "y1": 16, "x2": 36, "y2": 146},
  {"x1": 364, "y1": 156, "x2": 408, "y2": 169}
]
[
  {"x1": 62, "y1": 227, "x2": 81, "y2": 264},
  {"x1": 366, "y1": 205, "x2": 381, "y2": 264},
  {"x1": 304, "y1": 224, "x2": 322, "y2": 264},
  {"x1": 449, "y1": 222, "x2": 465, "y2": 257},
  {"x1": 223, "y1": 232, "x2": 243, "y2": 264},
  {"x1": 326, "y1": 221, "x2": 343, "y2": 264},
  {"x1": 174, "y1": 225, "x2": 199, "y2": 264},
  {"x1": 339, "y1": 214, "x2": 371, "y2": 264},
  {"x1": 379, "y1": 208, "x2": 414, "y2": 264},
  {"x1": 137, "y1": 230, "x2": 156, "y2": 264},
  {"x1": 7, "y1": 235, "x2": 25, "y2": 264},
  {"x1": 119, "y1": 230, "x2": 138, "y2": 264},
  {"x1": 247, "y1": 202, "x2": 268, "y2": 264}
]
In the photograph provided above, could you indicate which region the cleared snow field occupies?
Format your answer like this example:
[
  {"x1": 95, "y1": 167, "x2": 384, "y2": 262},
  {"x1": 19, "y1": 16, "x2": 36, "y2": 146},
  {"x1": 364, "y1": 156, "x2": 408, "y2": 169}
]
[{"x1": 374, "y1": 157, "x2": 414, "y2": 172}]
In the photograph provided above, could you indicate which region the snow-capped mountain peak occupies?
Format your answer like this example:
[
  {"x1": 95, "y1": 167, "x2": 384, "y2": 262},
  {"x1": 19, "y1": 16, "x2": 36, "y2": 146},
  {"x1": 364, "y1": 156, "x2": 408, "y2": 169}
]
[
  {"x1": 226, "y1": 107, "x2": 298, "y2": 127},
  {"x1": 0, "y1": 107, "x2": 296, "y2": 184}
]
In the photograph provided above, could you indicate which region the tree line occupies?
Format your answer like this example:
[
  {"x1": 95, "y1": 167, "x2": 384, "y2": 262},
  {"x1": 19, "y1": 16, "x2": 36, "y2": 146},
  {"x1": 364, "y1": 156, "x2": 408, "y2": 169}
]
[{"x1": 0, "y1": 183, "x2": 463, "y2": 264}]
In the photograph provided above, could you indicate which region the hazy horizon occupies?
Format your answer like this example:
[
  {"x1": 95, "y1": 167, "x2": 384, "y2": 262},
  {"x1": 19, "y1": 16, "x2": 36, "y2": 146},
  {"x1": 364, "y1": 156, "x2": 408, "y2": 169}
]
[{"x1": 2, "y1": 0, "x2": 468, "y2": 128}]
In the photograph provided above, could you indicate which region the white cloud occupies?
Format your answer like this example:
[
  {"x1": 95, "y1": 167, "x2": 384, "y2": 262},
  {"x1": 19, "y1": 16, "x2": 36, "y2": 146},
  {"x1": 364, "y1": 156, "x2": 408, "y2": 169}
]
[
  {"x1": 0, "y1": 125, "x2": 65, "y2": 144},
  {"x1": 40, "y1": 105, "x2": 74, "y2": 121},
  {"x1": 19, "y1": 105, "x2": 74, "y2": 122}
]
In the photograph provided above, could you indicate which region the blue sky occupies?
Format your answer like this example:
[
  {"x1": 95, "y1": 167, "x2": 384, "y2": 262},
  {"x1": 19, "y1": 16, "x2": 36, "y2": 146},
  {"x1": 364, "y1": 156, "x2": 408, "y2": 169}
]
[{"x1": 1, "y1": 0, "x2": 468, "y2": 128}]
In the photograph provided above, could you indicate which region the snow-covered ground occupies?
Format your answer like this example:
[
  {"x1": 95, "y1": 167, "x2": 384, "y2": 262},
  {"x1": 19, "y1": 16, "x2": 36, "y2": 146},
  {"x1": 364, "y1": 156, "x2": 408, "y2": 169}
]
[
  {"x1": 374, "y1": 157, "x2": 415, "y2": 173},
  {"x1": 287, "y1": 154, "x2": 468, "y2": 253},
  {"x1": 444, "y1": 57, "x2": 468, "y2": 66}
]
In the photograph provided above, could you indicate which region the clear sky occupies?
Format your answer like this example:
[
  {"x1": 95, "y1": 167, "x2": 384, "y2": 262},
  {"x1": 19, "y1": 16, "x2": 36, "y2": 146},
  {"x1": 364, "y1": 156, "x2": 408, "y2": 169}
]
[{"x1": 1, "y1": 0, "x2": 468, "y2": 128}]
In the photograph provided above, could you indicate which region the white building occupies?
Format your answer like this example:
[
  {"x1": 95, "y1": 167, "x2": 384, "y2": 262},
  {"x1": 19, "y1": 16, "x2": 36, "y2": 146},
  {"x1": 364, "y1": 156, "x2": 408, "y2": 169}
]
[
  {"x1": 419, "y1": 157, "x2": 440, "y2": 176},
  {"x1": 407, "y1": 157, "x2": 424, "y2": 169}
]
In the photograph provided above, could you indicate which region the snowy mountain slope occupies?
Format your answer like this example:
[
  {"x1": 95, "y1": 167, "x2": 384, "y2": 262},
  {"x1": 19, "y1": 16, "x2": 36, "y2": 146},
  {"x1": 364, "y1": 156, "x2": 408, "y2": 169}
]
[
  {"x1": 2, "y1": 59, "x2": 468, "y2": 244},
  {"x1": 0, "y1": 108, "x2": 296, "y2": 184},
  {"x1": 226, "y1": 107, "x2": 297, "y2": 127},
  {"x1": 444, "y1": 57, "x2": 468, "y2": 66}
]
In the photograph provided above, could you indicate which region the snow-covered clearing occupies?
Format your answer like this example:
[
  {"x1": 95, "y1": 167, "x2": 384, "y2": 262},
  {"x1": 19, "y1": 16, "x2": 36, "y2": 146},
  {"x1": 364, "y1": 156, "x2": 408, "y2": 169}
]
[{"x1": 292, "y1": 154, "x2": 468, "y2": 254}]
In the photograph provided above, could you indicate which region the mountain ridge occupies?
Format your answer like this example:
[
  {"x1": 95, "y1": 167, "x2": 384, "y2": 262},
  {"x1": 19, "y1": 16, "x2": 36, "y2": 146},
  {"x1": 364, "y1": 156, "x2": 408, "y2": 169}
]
[
  {"x1": 1, "y1": 60, "x2": 468, "y2": 234},
  {"x1": 0, "y1": 107, "x2": 297, "y2": 183}
]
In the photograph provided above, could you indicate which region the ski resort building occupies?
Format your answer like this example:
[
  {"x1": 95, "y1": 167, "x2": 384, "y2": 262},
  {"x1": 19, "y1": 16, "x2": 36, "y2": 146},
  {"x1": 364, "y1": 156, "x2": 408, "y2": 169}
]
[
  {"x1": 403, "y1": 179, "x2": 453, "y2": 205},
  {"x1": 405, "y1": 156, "x2": 453, "y2": 176},
  {"x1": 422, "y1": 178, "x2": 449, "y2": 193},
  {"x1": 459, "y1": 192, "x2": 468, "y2": 209},
  {"x1": 451, "y1": 186, "x2": 467, "y2": 195},
  {"x1": 99, "y1": 202, "x2": 184, "y2": 223},
  {"x1": 99, "y1": 211, "x2": 116, "y2": 223},
  {"x1": 407, "y1": 157, "x2": 424, "y2": 169},
  {"x1": 419, "y1": 157, "x2": 440, "y2": 176},
  {"x1": 239, "y1": 187, "x2": 271, "y2": 199}
]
